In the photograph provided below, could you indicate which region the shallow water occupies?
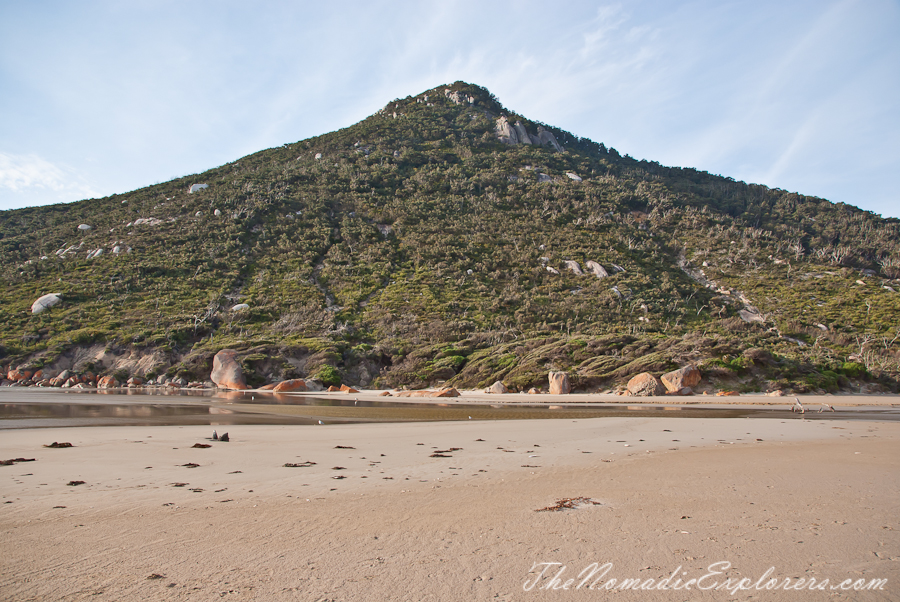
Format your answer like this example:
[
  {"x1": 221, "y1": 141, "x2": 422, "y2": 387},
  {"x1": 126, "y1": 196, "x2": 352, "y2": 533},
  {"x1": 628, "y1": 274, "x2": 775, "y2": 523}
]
[{"x1": 0, "y1": 388, "x2": 897, "y2": 429}]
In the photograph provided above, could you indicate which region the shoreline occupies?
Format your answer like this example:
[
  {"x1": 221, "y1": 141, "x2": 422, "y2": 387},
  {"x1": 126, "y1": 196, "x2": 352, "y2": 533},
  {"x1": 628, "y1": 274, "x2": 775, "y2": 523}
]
[{"x1": 4, "y1": 385, "x2": 900, "y2": 407}]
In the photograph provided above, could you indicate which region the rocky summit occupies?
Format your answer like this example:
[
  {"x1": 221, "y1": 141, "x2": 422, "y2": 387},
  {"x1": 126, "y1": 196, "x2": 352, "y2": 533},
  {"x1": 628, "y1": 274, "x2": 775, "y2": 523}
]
[{"x1": 1, "y1": 82, "x2": 898, "y2": 394}]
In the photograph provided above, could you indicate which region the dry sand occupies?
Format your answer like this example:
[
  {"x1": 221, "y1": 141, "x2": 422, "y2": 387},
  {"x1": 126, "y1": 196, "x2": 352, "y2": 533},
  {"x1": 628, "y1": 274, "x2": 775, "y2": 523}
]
[
  {"x1": 1, "y1": 416, "x2": 898, "y2": 601},
  {"x1": 268, "y1": 388, "x2": 900, "y2": 407}
]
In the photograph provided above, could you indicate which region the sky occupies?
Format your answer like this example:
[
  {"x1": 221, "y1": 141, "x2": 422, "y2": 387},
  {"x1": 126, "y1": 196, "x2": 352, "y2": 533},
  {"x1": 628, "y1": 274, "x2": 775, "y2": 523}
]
[{"x1": 1, "y1": 0, "x2": 898, "y2": 217}]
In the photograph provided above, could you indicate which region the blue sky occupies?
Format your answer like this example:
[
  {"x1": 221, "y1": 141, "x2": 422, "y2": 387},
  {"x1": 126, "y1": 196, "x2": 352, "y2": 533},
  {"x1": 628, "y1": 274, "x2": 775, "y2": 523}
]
[{"x1": 1, "y1": 0, "x2": 898, "y2": 217}]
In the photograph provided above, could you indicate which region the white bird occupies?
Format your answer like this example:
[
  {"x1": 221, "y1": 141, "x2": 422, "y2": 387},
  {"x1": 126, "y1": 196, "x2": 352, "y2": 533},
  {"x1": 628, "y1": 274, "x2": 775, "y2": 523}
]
[
  {"x1": 819, "y1": 403, "x2": 835, "y2": 412},
  {"x1": 792, "y1": 398, "x2": 805, "y2": 414},
  {"x1": 468, "y1": 416, "x2": 472, "y2": 420},
  {"x1": 318, "y1": 420, "x2": 324, "y2": 425}
]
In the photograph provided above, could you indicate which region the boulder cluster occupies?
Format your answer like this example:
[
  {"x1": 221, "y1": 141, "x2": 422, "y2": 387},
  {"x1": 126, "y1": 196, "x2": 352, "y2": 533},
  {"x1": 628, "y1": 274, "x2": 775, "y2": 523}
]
[
  {"x1": 625, "y1": 365, "x2": 702, "y2": 397},
  {"x1": 1, "y1": 367, "x2": 211, "y2": 390},
  {"x1": 495, "y1": 116, "x2": 564, "y2": 152}
]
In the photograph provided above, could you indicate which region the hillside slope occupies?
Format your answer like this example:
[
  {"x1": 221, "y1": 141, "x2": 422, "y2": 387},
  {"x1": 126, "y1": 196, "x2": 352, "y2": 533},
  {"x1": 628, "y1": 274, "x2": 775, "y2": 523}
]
[{"x1": 2, "y1": 82, "x2": 899, "y2": 393}]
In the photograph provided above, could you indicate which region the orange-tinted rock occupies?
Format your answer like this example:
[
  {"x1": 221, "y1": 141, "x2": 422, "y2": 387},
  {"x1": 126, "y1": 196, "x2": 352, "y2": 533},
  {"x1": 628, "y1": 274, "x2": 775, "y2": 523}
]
[
  {"x1": 340, "y1": 384, "x2": 359, "y2": 393},
  {"x1": 716, "y1": 390, "x2": 740, "y2": 397},
  {"x1": 527, "y1": 387, "x2": 540, "y2": 394},
  {"x1": 379, "y1": 391, "x2": 392, "y2": 397},
  {"x1": 327, "y1": 385, "x2": 341, "y2": 392},
  {"x1": 33, "y1": 370, "x2": 43, "y2": 381},
  {"x1": 273, "y1": 379, "x2": 308, "y2": 393},
  {"x1": 49, "y1": 377, "x2": 65, "y2": 387},
  {"x1": 127, "y1": 377, "x2": 143, "y2": 386},
  {"x1": 98, "y1": 375, "x2": 119, "y2": 388},
  {"x1": 548, "y1": 371, "x2": 571, "y2": 394},
  {"x1": 259, "y1": 383, "x2": 278, "y2": 390},
  {"x1": 210, "y1": 349, "x2": 249, "y2": 390},
  {"x1": 661, "y1": 366, "x2": 701, "y2": 393},
  {"x1": 431, "y1": 387, "x2": 460, "y2": 398},
  {"x1": 626, "y1": 373, "x2": 665, "y2": 396},
  {"x1": 7, "y1": 370, "x2": 32, "y2": 381}
]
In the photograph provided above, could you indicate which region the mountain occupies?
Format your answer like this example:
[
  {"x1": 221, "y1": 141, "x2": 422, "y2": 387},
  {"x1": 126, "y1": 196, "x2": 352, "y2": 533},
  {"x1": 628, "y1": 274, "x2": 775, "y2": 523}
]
[{"x1": 2, "y1": 82, "x2": 899, "y2": 393}]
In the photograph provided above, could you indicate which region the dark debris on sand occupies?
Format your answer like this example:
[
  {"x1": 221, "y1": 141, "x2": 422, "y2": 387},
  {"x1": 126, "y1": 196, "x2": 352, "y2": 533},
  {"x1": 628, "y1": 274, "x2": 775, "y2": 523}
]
[
  {"x1": 536, "y1": 497, "x2": 602, "y2": 512},
  {"x1": 1, "y1": 458, "x2": 35, "y2": 466},
  {"x1": 44, "y1": 442, "x2": 73, "y2": 448}
]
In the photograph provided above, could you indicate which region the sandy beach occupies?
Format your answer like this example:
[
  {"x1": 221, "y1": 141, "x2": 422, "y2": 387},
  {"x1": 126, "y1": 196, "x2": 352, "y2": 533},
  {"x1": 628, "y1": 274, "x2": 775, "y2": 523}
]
[{"x1": 1, "y1": 403, "x2": 898, "y2": 601}]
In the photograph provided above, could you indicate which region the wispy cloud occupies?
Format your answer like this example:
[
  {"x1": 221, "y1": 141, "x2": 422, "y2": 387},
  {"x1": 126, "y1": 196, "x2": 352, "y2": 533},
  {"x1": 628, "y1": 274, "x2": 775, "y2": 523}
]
[
  {"x1": 0, "y1": 152, "x2": 97, "y2": 202},
  {"x1": 0, "y1": 0, "x2": 896, "y2": 216}
]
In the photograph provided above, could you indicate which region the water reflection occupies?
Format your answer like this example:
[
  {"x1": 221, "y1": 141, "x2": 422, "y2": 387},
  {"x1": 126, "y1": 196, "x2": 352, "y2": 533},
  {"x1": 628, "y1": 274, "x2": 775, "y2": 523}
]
[{"x1": 0, "y1": 388, "x2": 896, "y2": 429}]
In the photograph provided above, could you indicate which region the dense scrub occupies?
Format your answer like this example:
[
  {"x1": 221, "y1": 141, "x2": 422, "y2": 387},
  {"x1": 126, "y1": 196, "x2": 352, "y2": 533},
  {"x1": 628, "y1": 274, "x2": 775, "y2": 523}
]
[{"x1": 1, "y1": 82, "x2": 898, "y2": 392}]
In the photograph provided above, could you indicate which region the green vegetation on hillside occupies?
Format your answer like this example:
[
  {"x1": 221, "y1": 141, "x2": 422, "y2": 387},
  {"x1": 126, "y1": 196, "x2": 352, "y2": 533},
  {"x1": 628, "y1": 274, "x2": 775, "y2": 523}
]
[{"x1": 2, "y1": 82, "x2": 898, "y2": 392}]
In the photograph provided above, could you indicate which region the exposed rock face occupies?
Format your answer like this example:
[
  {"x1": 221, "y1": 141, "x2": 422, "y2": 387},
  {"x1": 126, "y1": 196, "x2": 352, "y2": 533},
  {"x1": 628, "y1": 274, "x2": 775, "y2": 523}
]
[
  {"x1": 585, "y1": 261, "x2": 609, "y2": 279},
  {"x1": 339, "y1": 384, "x2": 359, "y2": 393},
  {"x1": 661, "y1": 366, "x2": 701, "y2": 393},
  {"x1": 563, "y1": 260, "x2": 583, "y2": 275},
  {"x1": 78, "y1": 224, "x2": 92, "y2": 231},
  {"x1": 565, "y1": 172, "x2": 582, "y2": 182},
  {"x1": 126, "y1": 376, "x2": 143, "y2": 386},
  {"x1": 32, "y1": 293, "x2": 62, "y2": 314},
  {"x1": 536, "y1": 126, "x2": 564, "y2": 152},
  {"x1": 495, "y1": 117, "x2": 564, "y2": 152},
  {"x1": 626, "y1": 373, "x2": 665, "y2": 396},
  {"x1": 231, "y1": 303, "x2": 250, "y2": 311},
  {"x1": 211, "y1": 349, "x2": 249, "y2": 390},
  {"x1": 188, "y1": 184, "x2": 209, "y2": 193},
  {"x1": 98, "y1": 375, "x2": 119, "y2": 388},
  {"x1": 527, "y1": 387, "x2": 540, "y2": 394},
  {"x1": 486, "y1": 381, "x2": 508, "y2": 394},
  {"x1": 444, "y1": 89, "x2": 475, "y2": 105},
  {"x1": 512, "y1": 122, "x2": 533, "y2": 145},
  {"x1": 495, "y1": 116, "x2": 518, "y2": 145},
  {"x1": 273, "y1": 379, "x2": 307, "y2": 393},
  {"x1": 548, "y1": 371, "x2": 571, "y2": 395}
]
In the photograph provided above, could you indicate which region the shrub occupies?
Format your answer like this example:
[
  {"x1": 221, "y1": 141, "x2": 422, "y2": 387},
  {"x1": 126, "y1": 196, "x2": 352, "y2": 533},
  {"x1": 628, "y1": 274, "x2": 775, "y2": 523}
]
[
  {"x1": 315, "y1": 365, "x2": 341, "y2": 387},
  {"x1": 840, "y1": 362, "x2": 867, "y2": 378}
]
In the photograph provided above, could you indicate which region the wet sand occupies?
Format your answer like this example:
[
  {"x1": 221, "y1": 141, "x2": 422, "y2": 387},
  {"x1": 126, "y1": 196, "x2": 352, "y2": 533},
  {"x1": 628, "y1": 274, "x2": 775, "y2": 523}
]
[
  {"x1": 1, "y1": 417, "x2": 898, "y2": 600},
  {"x1": 3, "y1": 388, "x2": 899, "y2": 430}
]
